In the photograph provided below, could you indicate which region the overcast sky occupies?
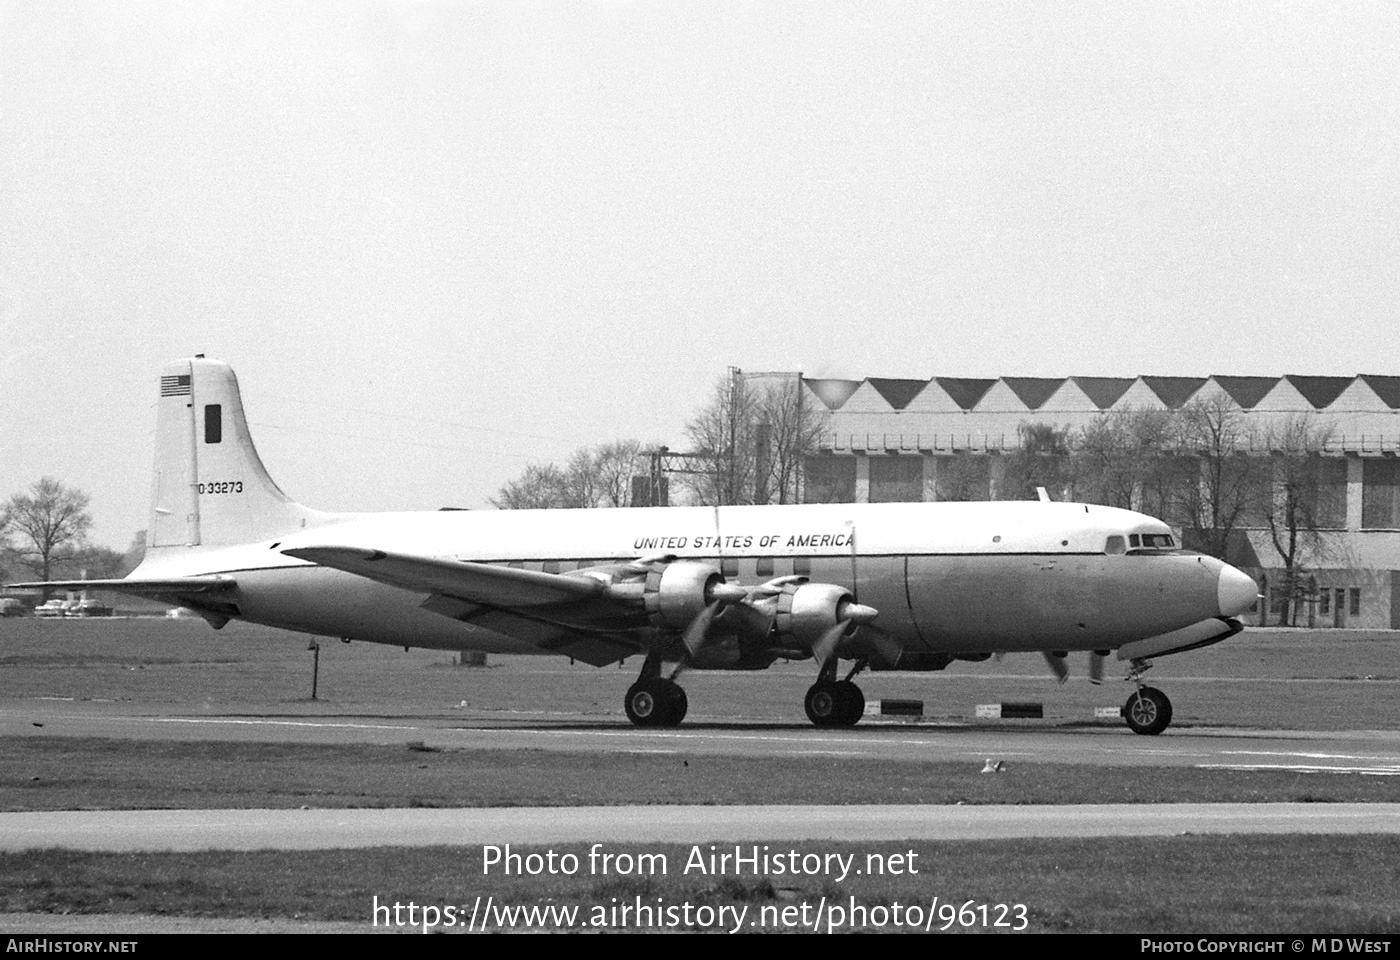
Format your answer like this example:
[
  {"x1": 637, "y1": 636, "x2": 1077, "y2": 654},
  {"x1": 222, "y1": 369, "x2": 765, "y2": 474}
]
[{"x1": 3, "y1": 1, "x2": 1399, "y2": 549}]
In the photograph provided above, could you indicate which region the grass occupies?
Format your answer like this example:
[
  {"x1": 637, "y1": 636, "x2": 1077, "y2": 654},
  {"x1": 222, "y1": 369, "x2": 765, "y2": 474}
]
[
  {"x1": 4, "y1": 836, "x2": 1399, "y2": 932},
  {"x1": 3, "y1": 737, "x2": 1399, "y2": 811},
  {"x1": 4, "y1": 619, "x2": 1400, "y2": 932}
]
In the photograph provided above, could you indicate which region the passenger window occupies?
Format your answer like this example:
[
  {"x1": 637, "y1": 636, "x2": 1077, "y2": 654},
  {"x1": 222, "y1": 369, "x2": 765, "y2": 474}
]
[{"x1": 1105, "y1": 535, "x2": 1126, "y2": 555}]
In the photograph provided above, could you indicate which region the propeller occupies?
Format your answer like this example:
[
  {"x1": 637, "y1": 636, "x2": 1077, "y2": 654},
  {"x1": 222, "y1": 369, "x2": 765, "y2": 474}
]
[
  {"x1": 1088, "y1": 650, "x2": 1108, "y2": 684},
  {"x1": 810, "y1": 600, "x2": 879, "y2": 668},
  {"x1": 680, "y1": 582, "x2": 748, "y2": 658},
  {"x1": 1041, "y1": 649, "x2": 1111, "y2": 684}
]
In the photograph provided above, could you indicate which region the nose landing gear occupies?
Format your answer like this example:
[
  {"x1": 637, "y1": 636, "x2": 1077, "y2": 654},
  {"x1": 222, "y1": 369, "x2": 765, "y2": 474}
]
[{"x1": 1121, "y1": 659, "x2": 1173, "y2": 735}]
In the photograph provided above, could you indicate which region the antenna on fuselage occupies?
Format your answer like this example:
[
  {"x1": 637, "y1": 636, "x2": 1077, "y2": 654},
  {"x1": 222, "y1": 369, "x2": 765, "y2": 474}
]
[{"x1": 1036, "y1": 487, "x2": 1051, "y2": 502}]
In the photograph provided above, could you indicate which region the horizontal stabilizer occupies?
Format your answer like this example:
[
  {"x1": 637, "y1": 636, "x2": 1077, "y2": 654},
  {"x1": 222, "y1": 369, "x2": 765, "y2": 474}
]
[
  {"x1": 5, "y1": 577, "x2": 236, "y2": 596},
  {"x1": 281, "y1": 546, "x2": 606, "y2": 607}
]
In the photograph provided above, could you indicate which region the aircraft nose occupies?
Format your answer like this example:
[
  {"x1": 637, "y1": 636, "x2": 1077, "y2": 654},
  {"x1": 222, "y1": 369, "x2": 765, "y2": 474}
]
[{"x1": 1217, "y1": 564, "x2": 1259, "y2": 617}]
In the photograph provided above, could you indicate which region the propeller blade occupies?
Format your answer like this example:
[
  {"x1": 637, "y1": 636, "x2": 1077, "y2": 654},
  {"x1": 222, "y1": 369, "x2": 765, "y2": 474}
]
[
  {"x1": 811, "y1": 621, "x2": 847, "y2": 669},
  {"x1": 1088, "y1": 651, "x2": 1107, "y2": 685},
  {"x1": 1042, "y1": 651, "x2": 1069, "y2": 684},
  {"x1": 681, "y1": 601, "x2": 724, "y2": 658}
]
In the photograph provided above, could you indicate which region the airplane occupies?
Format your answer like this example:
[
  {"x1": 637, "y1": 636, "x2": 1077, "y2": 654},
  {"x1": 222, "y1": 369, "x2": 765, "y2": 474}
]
[{"x1": 10, "y1": 356, "x2": 1261, "y2": 735}]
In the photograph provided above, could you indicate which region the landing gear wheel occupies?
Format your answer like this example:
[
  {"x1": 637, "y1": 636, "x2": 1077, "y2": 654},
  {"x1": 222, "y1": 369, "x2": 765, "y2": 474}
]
[
  {"x1": 805, "y1": 680, "x2": 864, "y2": 727},
  {"x1": 834, "y1": 680, "x2": 865, "y2": 726},
  {"x1": 805, "y1": 681, "x2": 842, "y2": 726},
  {"x1": 1122, "y1": 686, "x2": 1173, "y2": 736},
  {"x1": 662, "y1": 682, "x2": 688, "y2": 726},
  {"x1": 625, "y1": 679, "x2": 687, "y2": 727}
]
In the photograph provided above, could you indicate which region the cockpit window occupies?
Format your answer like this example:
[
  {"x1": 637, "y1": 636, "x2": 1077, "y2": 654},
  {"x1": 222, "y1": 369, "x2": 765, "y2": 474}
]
[
  {"x1": 1105, "y1": 535, "x2": 1127, "y2": 555},
  {"x1": 1129, "y1": 534, "x2": 1140, "y2": 548},
  {"x1": 1140, "y1": 533, "x2": 1175, "y2": 549}
]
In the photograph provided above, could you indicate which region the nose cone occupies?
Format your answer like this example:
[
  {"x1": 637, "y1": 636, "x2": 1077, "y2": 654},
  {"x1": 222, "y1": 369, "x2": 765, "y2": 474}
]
[{"x1": 1217, "y1": 565, "x2": 1259, "y2": 617}]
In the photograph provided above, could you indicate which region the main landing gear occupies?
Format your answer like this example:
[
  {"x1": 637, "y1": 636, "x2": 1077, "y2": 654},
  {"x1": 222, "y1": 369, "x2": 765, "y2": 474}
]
[
  {"x1": 621, "y1": 652, "x2": 870, "y2": 728},
  {"x1": 624, "y1": 652, "x2": 687, "y2": 727},
  {"x1": 804, "y1": 659, "x2": 866, "y2": 727},
  {"x1": 1120, "y1": 659, "x2": 1173, "y2": 735}
]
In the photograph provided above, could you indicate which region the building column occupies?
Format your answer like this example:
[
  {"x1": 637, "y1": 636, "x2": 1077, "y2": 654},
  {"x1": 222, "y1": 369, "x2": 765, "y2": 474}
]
[
  {"x1": 922, "y1": 453, "x2": 938, "y2": 502},
  {"x1": 854, "y1": 454, "x2": 870, "y2": 503},
  {"x1": 1346, "y1": 456, "x2": 1363, "y2": 531},
  {"x1": 987, "y1": 454, "x2": 1005, "y2": 501}
]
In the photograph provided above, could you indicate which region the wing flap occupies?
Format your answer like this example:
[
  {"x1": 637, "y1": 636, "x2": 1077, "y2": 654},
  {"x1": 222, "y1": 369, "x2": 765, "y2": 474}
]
[
  {"x1": 281, "y1": 546, "x2": 606, "y2": 607},
  {"x1": 5, "y1": 577, "x2": 235, "y2": 596},
  {"x1": 420, "y1": 594, "x2": 638, "y2": 666}
]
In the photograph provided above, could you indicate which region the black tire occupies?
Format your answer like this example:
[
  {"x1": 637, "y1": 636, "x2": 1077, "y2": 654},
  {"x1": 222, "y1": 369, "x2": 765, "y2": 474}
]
[
  {"x1": 1122, "y1": 686, "x2": 1173, "y2": 736},
  {"x1": 834, "y1": 680, "x2": 865, "y2": 726},
  {"x1": 625, "y1": 679, "x2": 688, "y2": 727},
  {"x1": 805, "y1": 681, "x2": 842, "y2": 726},
  {"x1": 661, "y1": 681, "x2": 688, "y2": 726}
]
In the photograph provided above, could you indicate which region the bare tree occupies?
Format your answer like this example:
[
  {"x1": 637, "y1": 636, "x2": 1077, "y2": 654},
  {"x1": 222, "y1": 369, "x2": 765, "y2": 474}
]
[
  {"x1": 1175, "y1": 393, "x2": 1267, "y2": 561},
  {"x1": 683, "y1": 371, "x2": 758, "y2": 506},
  {"x1": 1261, "y1": 414, "x2": 1340, "y2": 625},
  {"x1": 3, "y1": 477, "x2": 94, "y2": 586},
  {"x1": 682, "y1": 372, "x2": 824, "y2": 506},
  {"x1": 754, "y1": 378, "x2": 824, "y2": 504},
  {"x1": 933, "y1": 455, "x2": 991, "y2": 502},
  {"x1": 492, "y1": 441, "x2": 651, "y2": 510},
  {"x1": 1075, "y1": 408, "x2": 1177, "y2": 511},
  {"x1": 581, "y1": 440, "x2": 648, "y2": 508},
  {"x1": 490, "y1": 463, "x2": 574, "y2": 509},
  {"x1": 1001, "y1": 422, "x2": 1074, "y2": 500}
]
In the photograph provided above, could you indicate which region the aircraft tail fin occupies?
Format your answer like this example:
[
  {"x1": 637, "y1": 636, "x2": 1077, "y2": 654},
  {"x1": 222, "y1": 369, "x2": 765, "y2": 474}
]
[{"x1": 148, "y1": 356, "x2": 327, "y2": 550}]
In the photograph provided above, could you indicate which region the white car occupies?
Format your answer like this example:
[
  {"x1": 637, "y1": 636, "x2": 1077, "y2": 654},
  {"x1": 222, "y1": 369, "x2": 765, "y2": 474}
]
[{"x1": 34, "y1": 599, "x2": 70, "y2": 618}]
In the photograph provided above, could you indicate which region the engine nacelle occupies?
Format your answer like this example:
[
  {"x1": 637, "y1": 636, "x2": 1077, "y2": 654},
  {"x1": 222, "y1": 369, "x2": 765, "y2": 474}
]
[
  {"x1": 774, "y1": 582, "x2": 858, "y2": 647},
  {"x1": 642, "y1": 561, "x2": 726, "y2": 631}
]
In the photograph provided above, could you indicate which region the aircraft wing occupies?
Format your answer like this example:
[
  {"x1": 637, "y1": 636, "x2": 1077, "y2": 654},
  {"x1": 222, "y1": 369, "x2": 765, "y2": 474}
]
[
  {"x1": 282, "y1": 545, "x2": 641, "y2": 665},
  {"x1": 5, "y1": 577, "x2": 236, "y2": 595},
  {"x1": 280, "y1": 546, "x2": 608, "y2": 607}
]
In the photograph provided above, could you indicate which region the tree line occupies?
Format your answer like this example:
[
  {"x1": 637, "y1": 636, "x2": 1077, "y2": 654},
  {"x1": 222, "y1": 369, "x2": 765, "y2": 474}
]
[{"x1": 491, "y1": 372, "x2": 821, "y2": 509}]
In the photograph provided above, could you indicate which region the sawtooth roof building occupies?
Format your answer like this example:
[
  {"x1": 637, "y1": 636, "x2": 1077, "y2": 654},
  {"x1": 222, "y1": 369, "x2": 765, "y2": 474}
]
[{"x1": 792, "y1": 373, "x2": 1400, "y2": 630}]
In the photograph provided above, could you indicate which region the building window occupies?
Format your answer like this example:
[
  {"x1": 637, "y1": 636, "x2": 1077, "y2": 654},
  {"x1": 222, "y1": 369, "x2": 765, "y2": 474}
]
[
  {"x1": 1309, "y1": 457, "x2": 1348, "y2": 528},
  {"x1": 803, "y1": 455, "x2": 857, "y2": 503},
  {"x1": 1350, "y1": 588, "x2": 1361, "y2": 617},
  {"x1": 1320, "y1": 589, "x2": 1331, "y2": 615},
  {"x1": 1362, "y1": 459, "x2": 1400, "y2": 529},
  {"x1": 870, "y1": 455, "x2": 923, "y2": 502},
  {"x1": 204, "y1": 404, "x2": 222, "y2": 444}
]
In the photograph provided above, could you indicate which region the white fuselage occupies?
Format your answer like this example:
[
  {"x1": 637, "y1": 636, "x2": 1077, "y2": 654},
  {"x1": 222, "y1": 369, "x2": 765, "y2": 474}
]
[{"x1": 130, "y1": 500, "x2": 1247, "y2": 661}]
